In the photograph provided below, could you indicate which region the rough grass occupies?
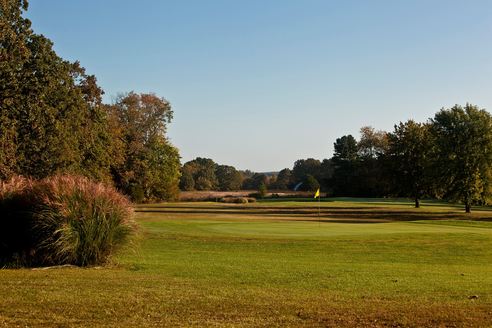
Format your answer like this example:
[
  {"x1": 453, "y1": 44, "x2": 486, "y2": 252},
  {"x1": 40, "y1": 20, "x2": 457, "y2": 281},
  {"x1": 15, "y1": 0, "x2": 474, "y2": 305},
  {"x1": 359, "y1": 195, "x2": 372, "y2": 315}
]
[{"x1": 1, "y1": 199, "x2": 492, "y2": 327}]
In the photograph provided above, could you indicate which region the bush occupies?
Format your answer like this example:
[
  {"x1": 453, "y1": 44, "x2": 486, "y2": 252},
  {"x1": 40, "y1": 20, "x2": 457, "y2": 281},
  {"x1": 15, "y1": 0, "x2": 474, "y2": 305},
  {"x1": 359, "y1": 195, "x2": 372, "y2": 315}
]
[
  {"x1": 220, "y1": 197, "x2": 248, "y2": 204},
  {"x1": 258, "y1": 183, "x2": 267, "y2": 198},
  {"x1": 0, "y1": 176, "x2": 36, "y2": 266},
  {"x1": 218, "y1": 197, "x2": 257, "y2": 204},
  {"x1": 0, "y1": 175, "x2": 136, "y2": 267},
  {"x1": 128, "y1": 184, "x2": 145, "y2": 203}
]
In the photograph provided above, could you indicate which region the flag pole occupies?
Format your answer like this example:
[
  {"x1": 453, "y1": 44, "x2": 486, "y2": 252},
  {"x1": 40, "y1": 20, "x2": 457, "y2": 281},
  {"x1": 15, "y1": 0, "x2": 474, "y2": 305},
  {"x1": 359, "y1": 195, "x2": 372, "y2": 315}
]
[{"x1": 314, "y1": 188, "x2": 321, "y2": 226}]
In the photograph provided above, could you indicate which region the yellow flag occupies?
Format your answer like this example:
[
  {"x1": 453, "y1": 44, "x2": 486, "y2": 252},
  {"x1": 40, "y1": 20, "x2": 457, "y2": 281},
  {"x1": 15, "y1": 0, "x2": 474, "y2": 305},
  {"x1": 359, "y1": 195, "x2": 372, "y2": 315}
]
[{"x1": 314, "y1": 188, "x2": 320, "y2": 199}]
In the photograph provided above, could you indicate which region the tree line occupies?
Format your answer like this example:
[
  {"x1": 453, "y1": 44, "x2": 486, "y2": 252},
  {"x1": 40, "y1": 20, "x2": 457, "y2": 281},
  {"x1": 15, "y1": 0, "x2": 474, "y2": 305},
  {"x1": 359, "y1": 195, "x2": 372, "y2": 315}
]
[
  {"x1": 4, "y1": 2, "x2": 492, "y2": 211},
  {"x1": 180, "y1": 158, "x2": 268, "y2": 192},
  {"x1": 181, "y1": 104, "x2": 492, "y2": 213},
  {"x1": 329, "y1": 104, "x2": 492, "y2": 213},
  {"x1": 0, "y1": 0, "x2": 180, "y2": 202}
]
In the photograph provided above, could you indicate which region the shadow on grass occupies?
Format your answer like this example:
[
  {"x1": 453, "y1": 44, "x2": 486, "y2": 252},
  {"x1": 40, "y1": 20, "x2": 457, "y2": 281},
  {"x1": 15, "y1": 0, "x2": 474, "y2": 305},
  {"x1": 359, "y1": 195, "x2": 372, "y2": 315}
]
[{"x1": 135, "y1": 207, "x2": 492, "y2": 222}]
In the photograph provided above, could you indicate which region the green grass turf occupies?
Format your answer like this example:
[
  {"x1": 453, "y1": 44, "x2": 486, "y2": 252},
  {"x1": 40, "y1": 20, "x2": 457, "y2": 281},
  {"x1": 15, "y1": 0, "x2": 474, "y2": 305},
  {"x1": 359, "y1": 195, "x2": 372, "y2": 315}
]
[{"x1": 1, "y1": 198, "x2": 492, "y2": 327}]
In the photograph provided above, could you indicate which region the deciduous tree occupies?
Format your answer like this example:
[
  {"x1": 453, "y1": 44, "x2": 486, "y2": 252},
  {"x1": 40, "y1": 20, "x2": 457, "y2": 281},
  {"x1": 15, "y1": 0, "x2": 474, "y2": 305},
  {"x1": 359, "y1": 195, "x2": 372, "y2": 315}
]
[
  {"x1": 430, "y1": 104, "x2": 492, "y2": 213},
  {"x1": 292, "y1": 158, "x2": 321, "y2": 185},
  {"x1": 358, "y1": 126, "x2": 388, "y2": 159},
  {"x1": 331, "y1": 135, "x2": 359, "y2": 196},
  {"x1": 109, "y1": 93, "x2": 180, "y2": 201},
  {"x1": 274, "y1": 168, "x2": 293, "y2": 190},
  {"x1": 0, "y1": 0, "x2": 113, "y2": 182},
  {"x1": 215, "y1": 165, "x2": 243, "y2": 191},
  {"x1": 386, "y1": 120, "x2": 432, "y2": 208}
]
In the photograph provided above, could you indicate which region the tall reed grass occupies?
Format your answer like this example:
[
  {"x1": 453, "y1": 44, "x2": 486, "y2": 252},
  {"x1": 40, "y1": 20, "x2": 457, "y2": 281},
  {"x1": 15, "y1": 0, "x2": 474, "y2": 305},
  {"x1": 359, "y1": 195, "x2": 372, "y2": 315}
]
[{"x1": 0, "y1": 175, "x2": 135, "y2": 267}]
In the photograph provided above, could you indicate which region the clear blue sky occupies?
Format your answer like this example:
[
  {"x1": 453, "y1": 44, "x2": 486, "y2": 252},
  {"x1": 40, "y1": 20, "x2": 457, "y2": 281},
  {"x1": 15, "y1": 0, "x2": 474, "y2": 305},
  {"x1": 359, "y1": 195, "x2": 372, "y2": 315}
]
[{"x1": 27, "y1": 1, "x2": 492, "y2": 172}]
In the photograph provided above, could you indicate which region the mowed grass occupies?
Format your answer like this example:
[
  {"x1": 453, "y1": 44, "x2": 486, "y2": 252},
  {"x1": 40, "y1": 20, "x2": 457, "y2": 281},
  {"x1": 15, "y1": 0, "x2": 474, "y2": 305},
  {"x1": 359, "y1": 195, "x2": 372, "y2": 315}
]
[{"x1": 1, "y1": 198, "x2": 492, "y2": 327}]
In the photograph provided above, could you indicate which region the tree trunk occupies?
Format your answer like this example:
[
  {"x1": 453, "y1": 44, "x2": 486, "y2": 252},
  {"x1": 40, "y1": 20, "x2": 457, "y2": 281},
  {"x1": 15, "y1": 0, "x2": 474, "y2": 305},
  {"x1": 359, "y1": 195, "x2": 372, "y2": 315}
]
[
  {"x1": 465, "y1": 202, "x2": 471, "y2": 214},
  {"x1": 415, "y1": 197, "x2": 420, "y2": 208}
]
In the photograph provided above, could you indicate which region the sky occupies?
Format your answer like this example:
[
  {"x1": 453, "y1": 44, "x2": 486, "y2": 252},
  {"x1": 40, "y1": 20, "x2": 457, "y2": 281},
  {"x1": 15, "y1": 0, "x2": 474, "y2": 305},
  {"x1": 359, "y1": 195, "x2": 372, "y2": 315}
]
[{"x1": 26, "y1": 1, "x2": 492, "y2": 172}]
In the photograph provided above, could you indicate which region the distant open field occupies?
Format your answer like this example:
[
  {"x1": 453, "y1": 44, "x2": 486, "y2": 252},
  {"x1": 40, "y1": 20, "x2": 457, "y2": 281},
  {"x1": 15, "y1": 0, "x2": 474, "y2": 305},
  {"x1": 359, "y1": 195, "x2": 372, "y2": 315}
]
[
  {"x1": 1, "y1": 198, "x2": 492, "y2": 327},
  {"x1": 179, "y1": 190, "x2": 317, "y2": 201}
]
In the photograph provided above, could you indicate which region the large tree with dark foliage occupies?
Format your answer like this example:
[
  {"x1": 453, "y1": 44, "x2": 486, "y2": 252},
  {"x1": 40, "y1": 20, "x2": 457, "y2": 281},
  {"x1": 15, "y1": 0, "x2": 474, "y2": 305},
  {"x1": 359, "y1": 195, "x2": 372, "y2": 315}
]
[
  {"x1": 331, "y1": 135, "x2": 359, "y2": 196},
  {"x1": 356, "y1": 127, "x2": 390, "y2": 197},
  {"x1": 1, "y1": 1, "x2": 191, "y2": 203},
  {"x1": 109, "y1": 93, "x2": 180, "y2": 201},
  {"x1": 329, "y1": 130, "x2": 390, "y2": 197},
  {"x1": 292, "y1": 159, "x2": 321, "y2": 185},
  {"x1": 301, "y1": 174, "x2": 320, "y2": 192},
  {"x1": 180, "y1": 158, "x2": 218, "y2": 191},
  {"x1": 273, "y1": 168, "x2": 293, "y2": 190},
  {"x1": 386, "y1": 120, "x2": 433, "y2": 208},
  {"x1": 430, "y1": 104, "x2": 492, "y2": 213},
  {"x1": 242, "y1": 173, "x2": 268, "y2": 190},
  {"x1": 216, "y1": 165, "x2": 243, "y2": 191},
  {"x1": 0, "y1": 0, "x2": 113, "y2": 181}
]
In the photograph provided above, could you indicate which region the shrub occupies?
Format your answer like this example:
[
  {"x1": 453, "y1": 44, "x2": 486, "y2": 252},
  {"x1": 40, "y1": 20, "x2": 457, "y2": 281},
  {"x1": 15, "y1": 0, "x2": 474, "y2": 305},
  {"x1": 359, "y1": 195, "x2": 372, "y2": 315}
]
[
  {"x1": 220, "y1": 197, "x2": 248, "y2": 204},
  {"x1": 128, "y1": 184, "x2": 145, "y2": 203},
  {"x1": 258, "y1": 183, "x2": 267, "y2": 198},
  {"x1": 0, "y1": 176, "x2": 36, "y2": 266},
  {"x1": 0, "y1": 175, "x2": 135, "y2": 267},
  {"x1": 221, "y1": 197, "x2": 257, "y2": 204}
]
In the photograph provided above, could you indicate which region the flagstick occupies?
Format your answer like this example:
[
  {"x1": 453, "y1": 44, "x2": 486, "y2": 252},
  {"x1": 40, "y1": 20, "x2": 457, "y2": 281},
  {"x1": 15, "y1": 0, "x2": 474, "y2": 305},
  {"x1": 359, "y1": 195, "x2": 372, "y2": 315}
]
[{"x1": 318, "y1": 192, "x2": 321, "y2": 227}]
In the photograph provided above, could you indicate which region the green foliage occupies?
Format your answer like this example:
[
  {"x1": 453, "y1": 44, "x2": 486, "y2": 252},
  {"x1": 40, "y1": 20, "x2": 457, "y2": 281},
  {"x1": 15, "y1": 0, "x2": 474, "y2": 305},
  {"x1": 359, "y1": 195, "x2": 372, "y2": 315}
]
[
  {"x1": 430, "y1": 104, "x2": 492, "y2": 212},
  {"x1": 0, "y1": 0, "x2": 30, "y2": 178},
  {"x1": 179, "y1": 160, "x2": 251, "y2": 192},
  {"x1": 290, "y1": 158, "x2": 335, "y2": 192},
  {"x1": 386, "y1": 120, "x2": 433, "y2": 207},
  {"x1": 143, "y1": 137, "x2": 181, "y2": 201},
  {"x1": 0, "y1": 0, "x2": 115, "y2": 182},
  {"x1": 357, "y1": 126, "x2": 388, "y2": 158},
  {"x1": 0, "y1": 175, "x2": 136, "y2": 267},
  {"x1": 179, "y1": 166, "x2": 195, "y2": 191},
  {"x1": 301, "y1": 174, "x2": 320, "y2": 192},
  {"x1": 330, "y1": 131, "x2": 390, "y2": 197},
  {"x1": 333, "y1": 135, "x2": 358, "y2": 162},
  {"x1": 318, "y1": 159, "x2": 334, "y2": 191},
  {"x1": 258, "y1": 182, "x2": 267, "y2": 198},
  {"x1": 109, "y1": 93, "x2": 180, "y2": 202},
  {"x1": 180, "y1": 158, "x2": 218, "y2": 191},
  {"x1": 331, "y1": 135, "x2": 360, "y2": 196},
  {"x1": 215, "y1": 165, "x2": 243, "y2": 191},
  {"x1": 0, "y1": 2, "x2": 180, "y2": 202},
  {"x1": 292, "y1": 158, "x2": 321, "y2": 185},
  {"x1": 128, "y1": 184, "x2": 145, "y2": 204},
  {"x1": 273, "y1": 168, "x2": 293, "y2": 190},
  {"x1": 242, "y1": 173, "x2": 268, "y2": 190}
]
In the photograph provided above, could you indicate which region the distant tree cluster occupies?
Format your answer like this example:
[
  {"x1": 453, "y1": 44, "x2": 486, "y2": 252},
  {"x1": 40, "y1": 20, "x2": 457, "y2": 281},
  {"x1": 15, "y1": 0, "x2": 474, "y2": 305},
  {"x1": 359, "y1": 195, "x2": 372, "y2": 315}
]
[
  {"x1": 180, "y1": 158, "x2": 248, "y2": 191},
  {"x1": 0, "y1": 1, "x2": 180, "y2": 202},
  {"x1": 281, "y1": 104, "x2": 492, "y2": 213},
  {"x1": 180, "y1": 158, "x2": 284, "y2": 192},
  {"x1": 180, "y1": 104, "x2": 492, "y2": 213}
]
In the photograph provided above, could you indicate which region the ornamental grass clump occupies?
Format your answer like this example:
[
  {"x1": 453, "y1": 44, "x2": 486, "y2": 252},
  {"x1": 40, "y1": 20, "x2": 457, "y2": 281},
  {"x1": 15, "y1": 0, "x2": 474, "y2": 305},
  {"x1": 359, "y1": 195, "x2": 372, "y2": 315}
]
[{"x1": 0, "y1": 175, "x2": 135, "y2": 267}]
